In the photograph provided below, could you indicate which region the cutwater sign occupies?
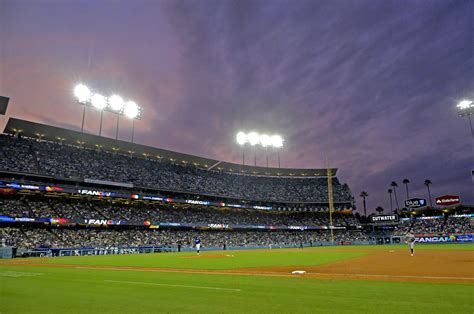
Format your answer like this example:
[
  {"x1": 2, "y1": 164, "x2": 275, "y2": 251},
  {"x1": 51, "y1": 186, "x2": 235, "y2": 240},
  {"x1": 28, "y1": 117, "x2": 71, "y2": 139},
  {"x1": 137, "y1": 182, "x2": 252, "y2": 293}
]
[
  {"x1": 370, "y1": 214, "x2": 399, "y2": 223},
  {"x1": 404, "y1": 198, "x2": 427, "y2": 208}
]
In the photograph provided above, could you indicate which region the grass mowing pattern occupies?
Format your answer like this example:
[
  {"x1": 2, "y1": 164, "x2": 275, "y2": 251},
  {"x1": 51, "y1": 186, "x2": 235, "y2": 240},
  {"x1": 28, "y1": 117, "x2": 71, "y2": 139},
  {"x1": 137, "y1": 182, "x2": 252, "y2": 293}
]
[
  {"x1": 42, "y1": 248, "x2": 366, "y2": 270},
  {"x1": 1, "y1": 265, "x2": 473, "y2": 313},
  {"x1": 1, "y1": 244, "x2": 473, "y2": 313}
]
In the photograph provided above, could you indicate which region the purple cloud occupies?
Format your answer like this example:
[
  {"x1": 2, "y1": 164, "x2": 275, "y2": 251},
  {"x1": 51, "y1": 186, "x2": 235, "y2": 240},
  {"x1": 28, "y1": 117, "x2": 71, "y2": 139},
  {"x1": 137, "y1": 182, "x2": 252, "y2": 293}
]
[{"x1": 1, "y1": 0, "x2": 473, "y2": 211}]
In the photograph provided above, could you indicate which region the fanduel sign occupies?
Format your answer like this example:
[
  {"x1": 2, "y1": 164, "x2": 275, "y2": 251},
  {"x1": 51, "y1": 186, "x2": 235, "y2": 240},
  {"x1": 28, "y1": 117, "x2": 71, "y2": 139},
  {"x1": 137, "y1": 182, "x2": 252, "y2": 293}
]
[
  {"x1": 404, "y1": 198, "x2": 427, "y2": 208},
  {"x1": 289, "y1": 226, "x2": 306, "y2": 230},
  {"x1": 370, "y1": 214, "x2": 399, "y2": 223},
  {"x1": 185, "y1": 200, "x2": 211, "y2": 206},
  {"x1": 208, "y1": 224, "x2": 229, "y2": 229},
  {"x1": 78, "y1": 189, "x2": 115, "y2": 197},
  {"x1": 435, "y1": 195, "x2": 460, "y2": 206},
  {"x1": 84, "y1": 219, "x2": 124, "y2": 225},
  {"x1": 414, "y1": 235, "x2": 473, "y2": 243}
]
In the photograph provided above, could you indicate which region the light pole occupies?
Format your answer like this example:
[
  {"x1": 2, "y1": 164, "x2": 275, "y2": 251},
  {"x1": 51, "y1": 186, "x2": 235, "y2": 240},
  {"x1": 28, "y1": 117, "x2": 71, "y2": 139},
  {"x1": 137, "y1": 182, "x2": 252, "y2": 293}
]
[
  {"x1": 131, "y1": 119, "x2": 135, "y2": 143},
  {"x1": 248, "y1": 132, "x2": 259, "y2": 166},
  {"x1": 109, "y1": 95, "x2": 124, "y2": 140},
  {"x1": 124, "y1": 101, "x2": 139, "y2": 143},
  {"x1": 90, "y1": 93, "x2": 107, "y2": 136},
  {"x1": 74, "y1": 84, "x2": 91, "y2": 133},
  {"x1": 265, "y1": 147, "x2": 269, "y2": 168},
  {"x1": 457, "y1": 100, "x2": 474, "y2": 138},
  {"x1": 99, "y1": 110, "x2": 104, "y2": 136},
  {"x1": 73, "y1": 84, "x2": 142, "y2": 142},
  {"x1": 236, "y1": 132, "x2": 247, "y2": 165},
  {"x1": 259, "y1": 134, "x2": 271, "y2": 168},
  {"x1": 81, "y1": 106, "x2": 86, "y2": 132},
  {"x1": 115, "y1": 115, "x2": 120, "y2": 140},
  {"x1": 271, "y1": 135, "x2": 283, "y2": 168}
]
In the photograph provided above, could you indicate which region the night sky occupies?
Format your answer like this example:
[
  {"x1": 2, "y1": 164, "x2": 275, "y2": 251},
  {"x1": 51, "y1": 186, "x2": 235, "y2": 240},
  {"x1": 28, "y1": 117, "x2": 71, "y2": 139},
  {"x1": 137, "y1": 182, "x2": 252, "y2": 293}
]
[{"x1": 1, "y1": 0, "x2": 473, "y2": 211}]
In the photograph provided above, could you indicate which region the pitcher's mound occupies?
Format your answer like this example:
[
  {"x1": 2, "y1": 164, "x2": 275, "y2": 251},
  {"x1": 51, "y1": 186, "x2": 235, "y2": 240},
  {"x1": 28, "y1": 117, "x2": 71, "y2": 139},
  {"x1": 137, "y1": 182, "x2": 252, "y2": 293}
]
[{"x1": 291, "y1": 270, "x2": 307, "y2": 275}]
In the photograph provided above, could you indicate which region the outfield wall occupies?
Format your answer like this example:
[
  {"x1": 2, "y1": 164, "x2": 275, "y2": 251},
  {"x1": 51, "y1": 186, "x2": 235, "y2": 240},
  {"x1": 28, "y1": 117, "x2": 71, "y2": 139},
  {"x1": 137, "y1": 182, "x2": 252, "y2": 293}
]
[
  {"x1": 12, "y1": 241, "x2": 373, "y2": 258},
  {"x1": 372, "y1": 234, "x2": 473, "y2": 245}
]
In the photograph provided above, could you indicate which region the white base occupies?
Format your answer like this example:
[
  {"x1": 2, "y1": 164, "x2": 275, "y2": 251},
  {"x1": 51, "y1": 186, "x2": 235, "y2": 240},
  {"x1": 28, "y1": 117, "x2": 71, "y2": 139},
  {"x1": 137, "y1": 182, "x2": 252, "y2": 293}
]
[{"x1": 291, "y1": 270, "x2": 306, "y2": 275}]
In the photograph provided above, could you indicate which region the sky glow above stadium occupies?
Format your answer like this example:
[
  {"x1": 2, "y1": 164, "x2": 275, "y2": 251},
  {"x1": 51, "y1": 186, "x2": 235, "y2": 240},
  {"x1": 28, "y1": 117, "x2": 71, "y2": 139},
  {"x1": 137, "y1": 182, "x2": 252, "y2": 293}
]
[{"x1": 1, "y1": 0, "x2": 473, "y2": 211}]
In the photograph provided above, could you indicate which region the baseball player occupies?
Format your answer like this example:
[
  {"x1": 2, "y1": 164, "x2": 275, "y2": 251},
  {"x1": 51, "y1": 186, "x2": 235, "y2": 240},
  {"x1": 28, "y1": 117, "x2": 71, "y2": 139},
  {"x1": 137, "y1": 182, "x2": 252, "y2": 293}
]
[
  {"x1": 195, "y1": 238, "x2": 201, "y2": 255},
  {"x1": 405, "y1": 232, "x2": 416, "y2": 256}
]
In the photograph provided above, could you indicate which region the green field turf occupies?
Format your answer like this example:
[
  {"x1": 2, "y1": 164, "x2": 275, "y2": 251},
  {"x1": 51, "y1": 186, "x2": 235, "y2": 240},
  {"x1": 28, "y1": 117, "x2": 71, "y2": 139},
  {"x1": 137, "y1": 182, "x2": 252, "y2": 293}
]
[
  {"x1": 34, "y1": 247, "x2": 367, "y2": 270},
  {"x1": 1, "y1": 244, "x2": 473, "y2": 313}
]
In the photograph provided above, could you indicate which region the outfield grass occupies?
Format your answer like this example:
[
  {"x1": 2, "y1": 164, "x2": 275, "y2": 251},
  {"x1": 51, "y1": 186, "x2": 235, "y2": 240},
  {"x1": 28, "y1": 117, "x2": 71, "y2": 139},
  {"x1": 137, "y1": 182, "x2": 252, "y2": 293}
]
[
  {"x1": 1, "y1": 244, "x2": 473, "y2": 313},
  {"x1": 41, "y1": 247, "x2": 367, "y2": 270},
  {"x1": 17, "y1": 244, "x2": 474, "y2": 270}
]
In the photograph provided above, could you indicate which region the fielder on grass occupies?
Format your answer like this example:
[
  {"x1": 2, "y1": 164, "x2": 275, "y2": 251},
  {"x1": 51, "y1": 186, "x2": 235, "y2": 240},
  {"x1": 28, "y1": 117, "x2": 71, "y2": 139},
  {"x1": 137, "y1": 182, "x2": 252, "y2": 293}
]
[{"x1": 195, "y1": 238, "x2": 201, "y2": 255}]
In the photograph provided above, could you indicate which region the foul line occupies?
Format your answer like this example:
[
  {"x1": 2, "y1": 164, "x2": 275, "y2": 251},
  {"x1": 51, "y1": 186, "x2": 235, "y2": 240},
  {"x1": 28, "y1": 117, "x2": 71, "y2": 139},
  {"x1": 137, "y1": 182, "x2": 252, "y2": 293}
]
[
  {"x1": 104, "y1": 279, "x2": 241, "y2": 291},
  {"x1": 308, "y1": 272, "x2": 474, "y2": 281}
]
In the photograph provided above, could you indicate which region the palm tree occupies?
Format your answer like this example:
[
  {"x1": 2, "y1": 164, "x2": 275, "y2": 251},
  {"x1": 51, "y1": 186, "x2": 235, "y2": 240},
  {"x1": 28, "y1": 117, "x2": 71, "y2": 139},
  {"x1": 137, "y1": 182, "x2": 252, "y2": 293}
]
[
  {"x1": 402, "y1": 178, "x2": 410, "y2": 199},
  {"x1": 387, "y1": 189, "x2": 393, "y2": 212},
  {"x1": 390, "y1": 181, "x2": 400, "y2": 210},
  {"x1": 375, "y1": 206, "x2": 384, "y2": 214},
  {"x1": 359, "y1": 191, "x2": 368, "y2": 218},
  {"x1": 424, "y1": 179, "x2": 433, "y2": 207}
]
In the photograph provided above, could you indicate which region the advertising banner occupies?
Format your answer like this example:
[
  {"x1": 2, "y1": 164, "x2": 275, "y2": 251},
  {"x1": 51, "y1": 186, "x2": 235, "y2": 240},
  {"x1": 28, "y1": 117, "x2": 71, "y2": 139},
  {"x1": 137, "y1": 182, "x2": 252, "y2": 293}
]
[
  {"x1": 0, "y1": 216, "x2": 50, "y2": 224},
  {"x1": 207, "y1": 223, "x2": 229, "y2": 229},
  {"x1": 132, "y1": 194, "x2": 273, "y2": 211},
  {"x1": 0, "y1": 216, "x2": 15, "y2": 222},
  {"x1": 1, "y1": 182, "x2": 42, "y2": 190},
  {"x1": 415, "y1": 234, "x2": 473, "y2": 243},
  {"x1": 50, "y1": 218, "x2": 69, "y2": 225},
  {"x1": 370, "y1": 214, "x2": 399, "y2": 223},
  {"x1": 78, "y1": 189, "x2": 116, "y2": 197},
  {"x1": 404, "y1": 198, "x2": 427, "y2": 208},
  {"x1": 435, "y1": 195, "x2": 460, "y2": 206},
  {"x1": 82, "y1": 219, "x2": 126, "y2": 225}
]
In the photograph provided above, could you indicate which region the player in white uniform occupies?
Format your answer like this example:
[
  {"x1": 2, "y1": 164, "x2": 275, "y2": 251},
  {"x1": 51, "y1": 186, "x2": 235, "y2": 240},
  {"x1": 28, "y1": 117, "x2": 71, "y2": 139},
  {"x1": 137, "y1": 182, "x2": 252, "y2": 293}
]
[
  {"x1": 195, "y1": 238, "x2": 201, "y2": 255},
  {"x1": 405, "y1": 232, "x2": 415, "y2": 256}
]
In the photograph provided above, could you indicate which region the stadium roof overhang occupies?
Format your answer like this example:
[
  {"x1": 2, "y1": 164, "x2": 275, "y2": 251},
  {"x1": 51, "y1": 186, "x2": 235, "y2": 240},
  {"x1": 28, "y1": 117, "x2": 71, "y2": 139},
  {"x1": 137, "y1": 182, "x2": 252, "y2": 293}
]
[{"x1": 3, "y1": 117, "x2": 336, "y2": 177}]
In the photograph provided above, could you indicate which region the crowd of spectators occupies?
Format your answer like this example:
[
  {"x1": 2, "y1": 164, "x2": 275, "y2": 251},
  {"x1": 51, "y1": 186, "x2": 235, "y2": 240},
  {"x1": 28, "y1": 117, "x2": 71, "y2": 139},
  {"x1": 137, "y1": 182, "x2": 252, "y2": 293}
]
[
  {"x1": 1, "y1": 209, "x2": 471, "y2": 250},
  {"x1": 0, "y1": 198, "x2": 100, "y2": 220},
  {"x1": 0, "y1": 135, "x2": 353, "y2": 203},
  {"x1": 0, "y1": 197, "x2": 359, "y2": 227},
  {"x1": 394, "y1": 216, "x2": 472, "y2": 235},
  {"x1": 0, "y1": 227, "x2": 369, "y2": 250}
]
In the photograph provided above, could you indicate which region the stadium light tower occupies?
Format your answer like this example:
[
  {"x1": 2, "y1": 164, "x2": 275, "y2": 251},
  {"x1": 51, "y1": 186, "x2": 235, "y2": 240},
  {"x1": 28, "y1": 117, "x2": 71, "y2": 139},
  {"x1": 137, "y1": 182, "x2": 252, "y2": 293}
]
[
  {"x1": 91, "y1": 93, "x2": 107, "y2": 136},
  {"x1": 74, "y1": 84, "x2": 91, "y2": 132},
  {"x1": 248, "y1": 131, "x2": 259, "y2": 166},
  {"x1": 109, "y1": 95, "x2": 124, "y2": 140},
  {"x1": 457, "y1": 100, "x2": 474, "y2": 138},
  {"x1": 271, "y1": 135, "x2": 284, "y2": 168},
  {"x1": 236, "y1": 131, "x2": 247, "y2": 165},
  {"x1": 235, "y1": 131, "x2": 284, "y2": 167},
  {"x1": 260, "y1": 134, "x2": 271, "y2": 167},
  {"x1": 73, "y1": 84, "x2": 143, "y2": 142},
  {"x1": 125, "y1": 101, "x2": 140, "y2": 143}
]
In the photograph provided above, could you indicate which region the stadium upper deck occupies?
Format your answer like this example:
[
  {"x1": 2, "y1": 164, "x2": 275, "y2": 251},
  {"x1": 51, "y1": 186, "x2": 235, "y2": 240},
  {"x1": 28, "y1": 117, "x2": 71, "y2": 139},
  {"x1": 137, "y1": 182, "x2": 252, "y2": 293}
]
[{"x1": 1, "y1": 118, "x2": 354, "y2": 205}]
